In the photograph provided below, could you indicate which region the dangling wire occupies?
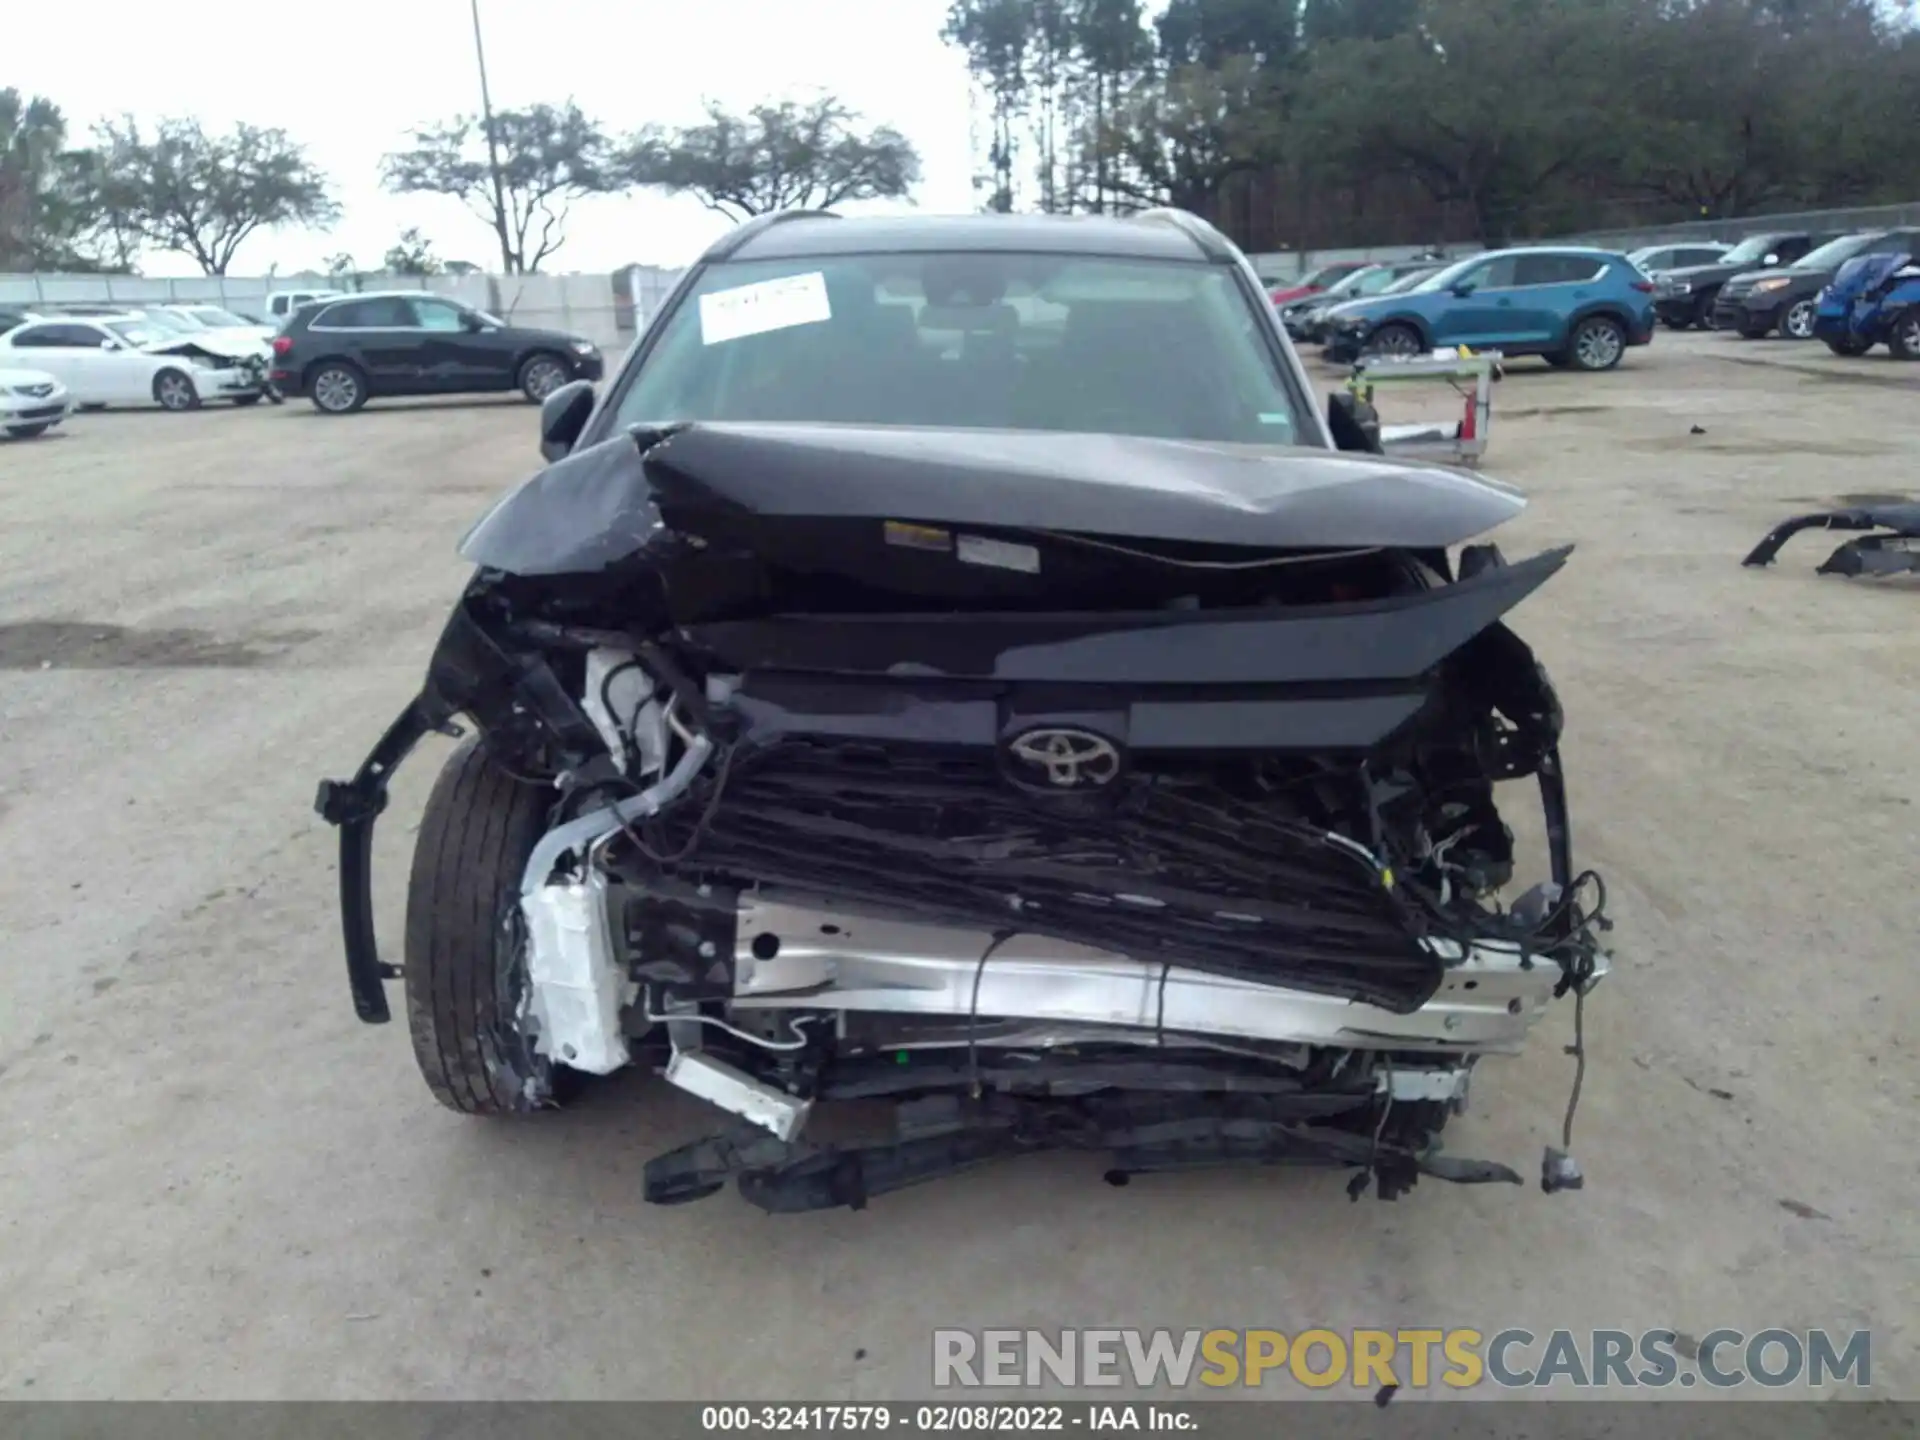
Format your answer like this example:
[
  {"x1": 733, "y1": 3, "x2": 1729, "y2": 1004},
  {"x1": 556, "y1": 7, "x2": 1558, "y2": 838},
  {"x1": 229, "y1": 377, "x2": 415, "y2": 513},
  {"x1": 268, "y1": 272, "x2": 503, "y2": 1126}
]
[
  {"x1": 1154, "y1": 958, "x2": 1174, "y2": 1048},
  {"x1": 966, "y1": 929, "x2": 1020, "y2": 1097}
]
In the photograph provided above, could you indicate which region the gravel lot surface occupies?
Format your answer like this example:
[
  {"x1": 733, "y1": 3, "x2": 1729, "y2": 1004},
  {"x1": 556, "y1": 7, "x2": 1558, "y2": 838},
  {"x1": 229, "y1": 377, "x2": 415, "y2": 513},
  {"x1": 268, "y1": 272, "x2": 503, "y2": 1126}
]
[{"x1": 1, "y1": 334, "x2": 1914, "y2": 1400}]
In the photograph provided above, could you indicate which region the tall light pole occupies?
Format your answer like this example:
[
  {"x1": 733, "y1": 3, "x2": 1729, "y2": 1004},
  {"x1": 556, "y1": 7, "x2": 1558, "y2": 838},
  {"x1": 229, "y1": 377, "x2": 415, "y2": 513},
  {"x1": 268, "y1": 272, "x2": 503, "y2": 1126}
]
[{"x1": 469, "y1": 0, "x2": 513, "y2": 272}]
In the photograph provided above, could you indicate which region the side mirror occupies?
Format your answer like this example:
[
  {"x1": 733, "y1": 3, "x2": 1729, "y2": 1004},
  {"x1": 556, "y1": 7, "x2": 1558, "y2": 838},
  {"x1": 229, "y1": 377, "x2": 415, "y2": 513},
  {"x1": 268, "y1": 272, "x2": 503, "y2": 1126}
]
[
  {"x1": 462, "y1": 311, "x2": 487, "y2": 332},
  {"x1": 1327, "y1": 391, "x2": 1383, "y2": 454},
  {"x1": 1763, "y1": 253, "x2": 1780, "y2": 267},
  {"x1": 99, "y1": 338, "x2": 121, "y2": 351},
  {"x1": 539, "y1": 379, "x2": 596, "y2": 462},
  {"x1": 1450, "y1": 280, "x2": 1477, "y2": 297}
]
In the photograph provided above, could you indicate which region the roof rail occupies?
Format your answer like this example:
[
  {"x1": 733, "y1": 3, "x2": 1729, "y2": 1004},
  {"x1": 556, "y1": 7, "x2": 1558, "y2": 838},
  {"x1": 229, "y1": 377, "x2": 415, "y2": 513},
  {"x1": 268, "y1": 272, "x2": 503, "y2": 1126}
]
[
  {"x1": 704, "y1": 208, "x2": 841, "y2": 262},
  {"x1": 1132, "y1": 207, "x2": 1235, "y2": 262}
]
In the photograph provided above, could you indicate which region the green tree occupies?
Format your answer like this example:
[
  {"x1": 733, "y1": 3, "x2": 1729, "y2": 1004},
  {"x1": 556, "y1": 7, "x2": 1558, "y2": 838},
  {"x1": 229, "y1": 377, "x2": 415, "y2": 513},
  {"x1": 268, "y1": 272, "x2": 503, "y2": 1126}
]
[
  {"x1": 1099, "y1": 54, "x2": 1284, "y2": 213},
  {"x1": 0, "y1": 90, "x2": 131, "y2": 271},
  {"x1": 384, "y1": 102, "x2": 614, "y2": 273},
  {"x1": 86, "y1": 117, "x2": 338, "y2": 273},
  {"x1": 1301, "y1": 0, "x2": 1630, "y2": 243},
  {"x1": 1154, "y1": 0, "x2": 1298, "y2": 70},
  {"x1": 1069, "y1": 0, "x2": 1154, "y2": 211},
  {"x1": 383, "y1": 227, "x2": 441, "y2": 276},
  {"x1": 945, "y1": 0, "x2": 1035, "y2": 210},
  {"x1": 623, "y1": 98, "x2": 921, "y2": 220}
]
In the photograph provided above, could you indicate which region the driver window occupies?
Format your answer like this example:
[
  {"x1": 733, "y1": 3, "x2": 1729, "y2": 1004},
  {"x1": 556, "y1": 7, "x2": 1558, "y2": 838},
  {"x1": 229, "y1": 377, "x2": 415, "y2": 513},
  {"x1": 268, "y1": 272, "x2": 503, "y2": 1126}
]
[
  {"x1": 1468, "y1": 256, "x2": 1520, "y2": 289},
  {"x1": 410, "y1": 299, "x2": 467, "y2": 332}
]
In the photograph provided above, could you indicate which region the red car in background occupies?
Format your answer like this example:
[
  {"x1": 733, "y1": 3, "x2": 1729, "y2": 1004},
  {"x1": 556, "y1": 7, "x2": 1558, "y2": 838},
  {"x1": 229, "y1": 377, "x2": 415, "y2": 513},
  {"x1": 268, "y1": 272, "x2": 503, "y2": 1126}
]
[{"x1": 1268, "y1": 260, "x2": 1373, "y2": 306}]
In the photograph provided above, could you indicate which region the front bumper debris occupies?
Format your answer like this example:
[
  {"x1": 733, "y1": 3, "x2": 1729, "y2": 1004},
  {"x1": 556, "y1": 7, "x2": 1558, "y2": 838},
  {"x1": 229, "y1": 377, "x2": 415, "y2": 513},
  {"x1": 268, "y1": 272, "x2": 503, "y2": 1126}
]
[
  {"x1": 644, "y1": 1091, "x2": 1526, "y2": 1213},
  {"x1": 1743, "y1": 503, "x2": 1920, "y2": 577},
  {"x1": 314, "y1": 697, "x2": 444, "y2": 1023}
]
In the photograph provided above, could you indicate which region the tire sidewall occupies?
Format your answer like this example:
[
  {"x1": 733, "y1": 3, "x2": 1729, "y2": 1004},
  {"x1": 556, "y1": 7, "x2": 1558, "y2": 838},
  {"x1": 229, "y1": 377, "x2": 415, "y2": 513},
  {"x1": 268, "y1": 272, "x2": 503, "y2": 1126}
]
[
  {"x1": 403, "y1": 737, "x2": 573, "y2": 1113},
  {"x1": 1890, "y1": 314, "x2": 1920, "y2": 361}
]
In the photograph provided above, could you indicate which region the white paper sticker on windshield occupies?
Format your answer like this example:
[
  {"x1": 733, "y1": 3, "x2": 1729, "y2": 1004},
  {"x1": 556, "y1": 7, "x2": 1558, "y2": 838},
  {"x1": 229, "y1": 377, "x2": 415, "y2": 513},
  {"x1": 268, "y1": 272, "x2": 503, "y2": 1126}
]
[{"x1": 699, "y1": 271, "x2": 832, "y2": 346}]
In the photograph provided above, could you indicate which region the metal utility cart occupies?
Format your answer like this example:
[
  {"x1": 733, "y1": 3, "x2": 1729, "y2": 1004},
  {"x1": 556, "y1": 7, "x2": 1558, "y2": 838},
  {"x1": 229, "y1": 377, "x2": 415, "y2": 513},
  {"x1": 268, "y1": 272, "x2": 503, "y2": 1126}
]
[{"x1": 1347, "y1": 349, "x2": 1502, "y2": 466}]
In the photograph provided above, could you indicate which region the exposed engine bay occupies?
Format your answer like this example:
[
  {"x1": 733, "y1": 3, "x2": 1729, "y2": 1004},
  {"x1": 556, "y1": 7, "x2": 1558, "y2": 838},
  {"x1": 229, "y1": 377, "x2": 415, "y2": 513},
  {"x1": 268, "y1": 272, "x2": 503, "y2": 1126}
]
[{"x1": 317, "y1": 420, "x2": 1611, "y2": 1212}]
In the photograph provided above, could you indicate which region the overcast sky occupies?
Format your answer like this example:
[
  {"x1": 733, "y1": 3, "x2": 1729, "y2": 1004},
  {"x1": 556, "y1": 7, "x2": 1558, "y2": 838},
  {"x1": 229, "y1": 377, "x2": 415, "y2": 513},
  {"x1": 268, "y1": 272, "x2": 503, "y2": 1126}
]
[{"x1": 17, "y1": 0, "x2": 983, "y2": 278}]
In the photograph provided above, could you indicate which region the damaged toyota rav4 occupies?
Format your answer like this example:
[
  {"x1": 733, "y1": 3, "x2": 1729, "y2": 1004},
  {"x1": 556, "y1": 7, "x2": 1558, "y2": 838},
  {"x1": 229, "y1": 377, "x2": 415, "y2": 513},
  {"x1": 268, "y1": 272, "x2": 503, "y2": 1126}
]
[{"x1": 318, "y1": 209, "x2": 1610, "y2": 1213}]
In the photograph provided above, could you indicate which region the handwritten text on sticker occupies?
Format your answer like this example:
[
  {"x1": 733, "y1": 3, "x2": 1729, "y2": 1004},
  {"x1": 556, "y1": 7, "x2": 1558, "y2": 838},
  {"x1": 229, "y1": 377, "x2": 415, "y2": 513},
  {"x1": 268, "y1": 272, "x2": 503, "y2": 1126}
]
[{"x1": 699, "y1": 272, "x2": 833, "y2": 346}]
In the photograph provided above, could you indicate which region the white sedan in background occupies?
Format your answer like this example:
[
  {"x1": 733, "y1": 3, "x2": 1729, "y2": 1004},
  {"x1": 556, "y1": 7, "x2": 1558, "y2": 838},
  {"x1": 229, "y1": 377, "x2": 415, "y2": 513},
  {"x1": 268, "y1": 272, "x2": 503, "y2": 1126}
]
[
  {"x1": 0, "y1": 315, "x2": 265, "y2": 411},
  {"x1": 151, "y1": 304, "x2": 277, "y2": 349},
  {"x1": 0, "y1": 367, "x2": 71, "y2": 438}
]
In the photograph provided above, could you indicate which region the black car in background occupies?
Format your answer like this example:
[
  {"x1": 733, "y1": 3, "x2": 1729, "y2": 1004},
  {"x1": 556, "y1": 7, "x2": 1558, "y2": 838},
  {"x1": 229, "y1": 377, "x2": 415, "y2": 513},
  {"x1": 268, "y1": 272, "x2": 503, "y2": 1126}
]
[
  {"x1": 1650, "y1": 231, "x2": 1829, "y2": 330},
  {"x1": 1714, "y1": 229, "x2": 1920, "y2": 339},
  {"x1": 269, "y1": 290, "x2": 604, "y2": 414}
]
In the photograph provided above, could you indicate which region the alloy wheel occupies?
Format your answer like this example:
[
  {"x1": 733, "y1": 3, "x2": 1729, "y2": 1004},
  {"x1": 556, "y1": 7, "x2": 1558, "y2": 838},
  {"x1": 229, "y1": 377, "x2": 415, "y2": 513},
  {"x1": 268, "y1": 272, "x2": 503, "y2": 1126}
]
[
  {"x1": 523, "y1": 358, "x2": 567, "y2": 401},
  {"x1": 1573, "y1": 321, "x2": 1624, "y2": 370},
  {"x1": 156, "y1": 373, "x2": 195, "y2": 411},
  {"x1": 1368, "y1": 326, "x2": 1421, "y2": 358},
  {"x1": 313, "y1": 368, "x2": 360, "y2": 413},
  {"x1": 1784, "y1": 300, "x2": 1817, "y2": 340}
]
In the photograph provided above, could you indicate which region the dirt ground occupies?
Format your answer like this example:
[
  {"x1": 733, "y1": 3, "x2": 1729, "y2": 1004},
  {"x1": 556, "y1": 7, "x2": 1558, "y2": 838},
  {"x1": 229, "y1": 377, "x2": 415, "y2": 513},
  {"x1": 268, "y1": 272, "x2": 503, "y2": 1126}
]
[{"x1": 0, "y1": 333, "x2": 1915, "y2": 1401}]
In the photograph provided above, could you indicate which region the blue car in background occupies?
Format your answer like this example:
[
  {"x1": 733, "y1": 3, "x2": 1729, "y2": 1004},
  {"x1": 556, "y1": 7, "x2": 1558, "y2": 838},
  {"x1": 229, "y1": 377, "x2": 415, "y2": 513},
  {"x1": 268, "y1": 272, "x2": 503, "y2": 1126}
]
[{"x1": 1320, "y1": 247, "x2": 1658, "y2": 370}]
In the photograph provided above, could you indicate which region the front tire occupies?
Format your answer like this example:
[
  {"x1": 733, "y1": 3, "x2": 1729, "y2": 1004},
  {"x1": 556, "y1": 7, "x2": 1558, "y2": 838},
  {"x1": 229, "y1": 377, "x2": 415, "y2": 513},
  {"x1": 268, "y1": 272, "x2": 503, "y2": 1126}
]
[
  {"x1": 231, "y1": 393, "x2": 264, "y2": 407},
  {"x1": 403, "y1": 738, "x2": 573, "y2": 1116},
  {"x1": 153, "y1": 369, "x2": 199, "y2": 411},
  {"x1": 1826, "y1": 336, "x2": 1872, "y2": 357},
  {"x1": 1566, "y1": 315, "x2": 1626, "y2": 371},
  {"x1": 1781, "y1": 299, "x2": 1818, "y2": 340},
  {"x1": 518, "y1": 352, "x2": 570, "y2": 403},
  {"x1": 5, "y1": 423, "x2": 51, "y2": 438},
  {"x1": 309, "y1": 361, "x2": 368, "y2": 414},
  {"x1": 1889, "y1": 313, "x2": 1920, "y2": 361},
  {"x1": 1364, "y1": 323, "x2": 1423, "y2": 359}
]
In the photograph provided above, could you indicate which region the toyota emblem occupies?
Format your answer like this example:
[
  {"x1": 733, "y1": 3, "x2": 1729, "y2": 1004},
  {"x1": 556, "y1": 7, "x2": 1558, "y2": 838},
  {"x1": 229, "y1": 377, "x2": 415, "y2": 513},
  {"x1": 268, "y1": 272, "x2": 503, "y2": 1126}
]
[{"x1": 1006, "y1": 727, "x2": 1123, "y2": 789}]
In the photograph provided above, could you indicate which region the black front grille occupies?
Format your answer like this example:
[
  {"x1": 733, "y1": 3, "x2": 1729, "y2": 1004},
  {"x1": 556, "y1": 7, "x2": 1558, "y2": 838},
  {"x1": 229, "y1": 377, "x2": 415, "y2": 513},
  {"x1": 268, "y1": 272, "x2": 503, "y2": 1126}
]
[{"x1": 628, "y1": 742, "x2": 1443, "y2": 1013}]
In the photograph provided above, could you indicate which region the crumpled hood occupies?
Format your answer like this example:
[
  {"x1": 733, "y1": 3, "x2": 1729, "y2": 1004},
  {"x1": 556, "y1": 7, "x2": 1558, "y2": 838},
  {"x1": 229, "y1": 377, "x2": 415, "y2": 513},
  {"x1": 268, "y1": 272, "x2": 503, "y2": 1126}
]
[
  {"x1": 141, "y1": 334, "x2": 264, "y2": 363},
  {"x1": 460, "y1": 421, "x2": 1528, "y2": 578}
]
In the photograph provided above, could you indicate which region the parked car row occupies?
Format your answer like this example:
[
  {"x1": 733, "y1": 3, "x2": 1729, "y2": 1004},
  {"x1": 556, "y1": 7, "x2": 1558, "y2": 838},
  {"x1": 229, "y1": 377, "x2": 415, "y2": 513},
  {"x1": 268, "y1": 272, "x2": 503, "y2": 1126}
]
[
  {"x1": 0, "y1": 304, "x2": 278, "y2": 434},
  {"x1": 0, "y1": 288, "x2": 607, "y2": 433},
  {"x1": 1279, "y1": 246, "x2": 1659, "y2": 372},
  {"x1": 1644, "y1": 227, "x2": 1920, "y2": 341}
]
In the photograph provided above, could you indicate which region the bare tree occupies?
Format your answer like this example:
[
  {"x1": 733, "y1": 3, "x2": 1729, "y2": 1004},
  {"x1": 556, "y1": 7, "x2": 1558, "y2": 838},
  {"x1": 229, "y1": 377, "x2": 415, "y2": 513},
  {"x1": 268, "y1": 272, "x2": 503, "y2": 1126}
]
[{"x1": 383, "y1": 102, "x2": 615, "y2": 273}]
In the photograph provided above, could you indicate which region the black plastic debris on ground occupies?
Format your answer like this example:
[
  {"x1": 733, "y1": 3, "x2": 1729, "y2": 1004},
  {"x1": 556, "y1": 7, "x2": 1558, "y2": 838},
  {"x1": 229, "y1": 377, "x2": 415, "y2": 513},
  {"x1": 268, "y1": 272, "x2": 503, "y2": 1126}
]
[{"x1": 1742, "y1": 501, "x2": 1920, "y2": 576}]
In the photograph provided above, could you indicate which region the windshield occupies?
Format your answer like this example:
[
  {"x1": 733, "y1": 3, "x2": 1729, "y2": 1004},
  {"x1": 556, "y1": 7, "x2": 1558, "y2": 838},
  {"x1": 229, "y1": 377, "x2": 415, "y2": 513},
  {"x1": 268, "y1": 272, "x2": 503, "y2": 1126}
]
[
  {"x1": 1795, "y1": 234, "x2": 1879, "y2": 271},
  {"x1": 107, "y1": 320, "x2": 168, "y2": 347},
  {"x1": 1409, "y1": 254, "x2": 1487, "y2": 292},
  {"x1": 1300, "y1": 263, "x2": 1359, "y2": 289},
  {"x1": 609, "y1": 252, "x2": 1311, "y2": 446},
  {"x1": 132, "y1": 310, "x2": 195, "y2": 334},
  {"x1": 1721, "y1": 235, "x2": 1781, "y2": 265},
  {"x1": 1380, "y1": 268, "x2": 1438, "y2": 295},
  {"x1": 1317, "y1": 266, "x2": 1385, "y2": 301},
  {"x1": 189, "y1": 307, "x2": 250, "y2": 327}
]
